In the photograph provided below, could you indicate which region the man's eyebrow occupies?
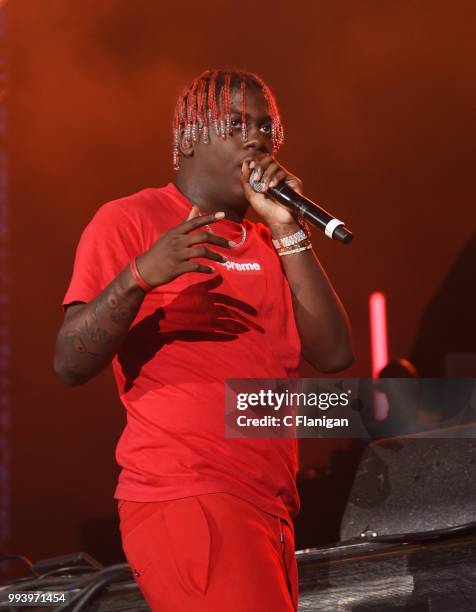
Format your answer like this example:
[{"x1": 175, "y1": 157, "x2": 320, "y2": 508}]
[{"x1": 230, "y1": 111, "x2": 272, "y2": 122}]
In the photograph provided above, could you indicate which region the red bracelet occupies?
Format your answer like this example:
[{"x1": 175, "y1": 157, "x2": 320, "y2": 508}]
[{"x1": 130, "y1": 257, "x2": 153, "y2": 292}]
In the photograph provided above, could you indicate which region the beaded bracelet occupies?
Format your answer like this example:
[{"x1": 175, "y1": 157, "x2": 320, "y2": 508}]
[
  {"x1": 278, "y1": 243, "x2": 312, "y2": 257},
  {"x1": 275, "y1": 223, "x2": 312, "y2": 255},
  {"x1": 271, "y1": 218, "x2": 311, "y2": 250},
  {"x1": 275, "y1": 233, "x2": 312, "y2": 256},
  {"x1": 275, "y1": 236, "x2": 311, "y2": 255},
  {"x1": 130, "y1": 257, "x2": 153, "y2": 292},
  {"x1": 272, "y1": 228, "x2": 308, "y2": 249}
]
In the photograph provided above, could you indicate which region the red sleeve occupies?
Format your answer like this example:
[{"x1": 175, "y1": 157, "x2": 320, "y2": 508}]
[{"x1": 62, "y1": 200, "x2": 142, "y2": 307}]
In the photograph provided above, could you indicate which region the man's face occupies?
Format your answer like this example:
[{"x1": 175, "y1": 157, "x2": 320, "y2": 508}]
[{"x1": 185, "y1": 85, "x2": 276, "y2": 206}]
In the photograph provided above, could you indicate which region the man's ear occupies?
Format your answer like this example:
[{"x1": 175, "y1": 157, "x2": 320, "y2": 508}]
[{"x1": 179, "y1": 130, "x2": 194, "y2": 159}]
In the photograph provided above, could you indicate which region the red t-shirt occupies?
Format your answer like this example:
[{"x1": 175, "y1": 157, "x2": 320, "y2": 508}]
[{"x1": 63, "y1": 183, "x2": 302, "y2": 521}]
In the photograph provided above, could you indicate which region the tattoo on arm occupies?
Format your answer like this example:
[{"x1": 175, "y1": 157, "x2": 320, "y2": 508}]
[
  {"x1": 107, "y1": 290, "x2": 137, "y2": 323},
  {"x1": 56, "y1": 264, "x2": 146, "y2": 383},
  {"x1": 66, "y1": 283, "x2": 140, "y2": 361}
]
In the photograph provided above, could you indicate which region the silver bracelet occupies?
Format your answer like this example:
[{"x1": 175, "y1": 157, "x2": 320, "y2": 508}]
[
  {"x1": 272, "y1": 226, "x2": 310, "y2": 250},
  {"x1": 278, "y1": 243, "x2": 312, "y2": 257}
]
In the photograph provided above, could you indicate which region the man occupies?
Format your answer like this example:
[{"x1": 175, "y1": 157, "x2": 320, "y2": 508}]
[{"x1": 54, "y1": 69, "x2": 353, "y2": 611}]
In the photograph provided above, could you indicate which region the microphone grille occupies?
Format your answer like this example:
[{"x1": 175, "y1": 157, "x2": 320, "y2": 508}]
[{"x1": 248, "y1": 173, "x2": 266, "y2": 193}]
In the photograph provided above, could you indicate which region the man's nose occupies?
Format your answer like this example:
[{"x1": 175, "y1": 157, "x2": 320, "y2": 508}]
[{"x1": 243, "y1": 125, "x2": 268, "y2": 151}]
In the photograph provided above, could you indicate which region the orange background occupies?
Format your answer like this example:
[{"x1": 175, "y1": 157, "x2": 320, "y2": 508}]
[{"x1": 7, "y1": 1, "x2": 476, "y2": 564}]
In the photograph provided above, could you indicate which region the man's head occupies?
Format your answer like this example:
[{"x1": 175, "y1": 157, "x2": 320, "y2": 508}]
[{"x1": 172, "y1": 69, "x2": 285, "y2": 209}]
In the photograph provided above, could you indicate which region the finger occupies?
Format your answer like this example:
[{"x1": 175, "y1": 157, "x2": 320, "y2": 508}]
[
  {"x1": 187, "y1": 246, "x2": 227, "y2": 263},
  {"x1": 285, "y1": 177, "x2": 304, "y2": 194},
  {"x1": 241, "y1": 160, "x2": 251, "y2": 181},
  {"x1": 185, "y1": 205, "x2": 201, "y2": 222},
  {"x1": 248, "y1": 155, "x2": 273, "y2": 182},
  {"x1": 240, "y1": 161, "x2": 256, "y2": 196},
  {"x1": 268, "y1": 169, "x2": 287, "y2": 189},
  {"x1": 180, "y1": 261, "x2": 215, "y2": 274},
  {"x1": 186, "y1": 231, "x2": 232, "y2": 249},
  {"x1": 260, "y1": 162, "x2": 281, "y2": 191},
  {"x1": 179, "y1": 211, "x2": 225, "y2": 234}
]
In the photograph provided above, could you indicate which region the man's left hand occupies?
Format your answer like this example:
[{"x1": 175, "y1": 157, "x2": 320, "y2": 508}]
[{"x1": 240, "y1": 155, "x2": 303, "y2": 227}]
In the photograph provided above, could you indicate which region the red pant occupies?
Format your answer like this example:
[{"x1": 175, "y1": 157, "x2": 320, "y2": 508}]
[{"x1": 118, "y1": 493, "x2": 298, "y2": 611}]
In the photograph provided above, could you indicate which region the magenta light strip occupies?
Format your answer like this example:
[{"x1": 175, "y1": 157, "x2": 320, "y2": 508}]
[
  {"x1": 369, "y1": 291, "x2": 388, "y2": 378},
  {"x1": 369, "y1": 292, "x2": 389, "y2": 420}
]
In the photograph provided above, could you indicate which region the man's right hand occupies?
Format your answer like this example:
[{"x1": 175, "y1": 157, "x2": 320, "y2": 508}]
[
  {"x1": 136, "y1": 207, "x2": 232, "y2": 288},
  {"x1": 54, "y1": 207, "x2": 233, "y2": 386}
]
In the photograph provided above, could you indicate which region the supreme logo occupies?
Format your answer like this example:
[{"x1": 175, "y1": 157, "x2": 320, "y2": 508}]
[{"x1": 219, "y1": 260, "x2": 262, "y2": 272}]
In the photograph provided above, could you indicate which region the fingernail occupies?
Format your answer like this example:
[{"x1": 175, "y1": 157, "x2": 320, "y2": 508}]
[
  {"x1": 249, "y1": 161, "x2": 256, "y2": 169},
  {"x1": 215, "y1": 212, "x2": 225, "y2": 219},
  {"x1": 252, "y1": 170, "x2": 261, "y2": 182}
]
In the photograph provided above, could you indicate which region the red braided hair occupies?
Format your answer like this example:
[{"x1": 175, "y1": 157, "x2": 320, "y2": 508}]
[{"x1": 172, "y1": 69, "x2": 284, "y2": 170}]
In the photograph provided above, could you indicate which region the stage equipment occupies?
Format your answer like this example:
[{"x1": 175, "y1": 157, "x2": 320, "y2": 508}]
[
  {"x1": 341, "y1": 424, "x2": 476, "y2": 541},
  {"x1": 3, "y1": 539, "x2": 476, "y2": 611}
]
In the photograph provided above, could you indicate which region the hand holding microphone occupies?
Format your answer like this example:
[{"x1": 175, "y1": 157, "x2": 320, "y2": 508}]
[{"x1": 242, "y1": 157, "x2": 353, "y2": 245}]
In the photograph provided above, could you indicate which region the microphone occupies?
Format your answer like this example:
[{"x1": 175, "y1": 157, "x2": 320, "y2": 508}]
[{"x1": 249, "y1": 175, "x2": 353, "y2": 244}]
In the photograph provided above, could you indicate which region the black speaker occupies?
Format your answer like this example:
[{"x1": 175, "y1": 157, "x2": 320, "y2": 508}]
[{"x1": 340, "y1": 423, "x2": 476, "y2": 541}]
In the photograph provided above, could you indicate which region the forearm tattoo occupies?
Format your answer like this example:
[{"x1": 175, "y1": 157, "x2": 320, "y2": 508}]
[{"x1": 59, "y1": 271, "x2": 144, "y2": 377}]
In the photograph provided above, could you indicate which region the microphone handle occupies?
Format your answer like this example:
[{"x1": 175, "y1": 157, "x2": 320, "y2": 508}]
[{"x1": 269, "y1": 183, "x2": 353, "y2": 245}]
